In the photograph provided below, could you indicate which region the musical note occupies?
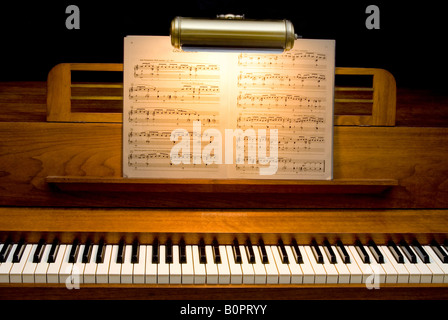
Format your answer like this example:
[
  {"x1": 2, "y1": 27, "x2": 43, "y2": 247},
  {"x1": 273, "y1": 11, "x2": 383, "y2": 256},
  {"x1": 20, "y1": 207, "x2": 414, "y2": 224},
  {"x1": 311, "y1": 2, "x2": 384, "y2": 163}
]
[
  {"x1": 134, "y1": 62, "x2": 220, "y2": 81},
  {"x1": 238, "y1": 72, "x2": 326, "y2": 90},
  {"x1": 128, "y1": 84, "x2": 220, "y2": 103},
  {"x1": 238, "y1": 50, "x2": 327, "y2": 69},
  {"x1": 127, "y1": 107, "x2": 219, "y2": 126}
]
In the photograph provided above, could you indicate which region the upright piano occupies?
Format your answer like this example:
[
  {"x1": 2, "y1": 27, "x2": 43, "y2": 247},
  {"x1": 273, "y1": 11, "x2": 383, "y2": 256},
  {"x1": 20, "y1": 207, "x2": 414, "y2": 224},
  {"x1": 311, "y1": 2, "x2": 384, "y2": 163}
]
[{"x1": 0, "y1": 63, "x2": 447, "y2": 300}]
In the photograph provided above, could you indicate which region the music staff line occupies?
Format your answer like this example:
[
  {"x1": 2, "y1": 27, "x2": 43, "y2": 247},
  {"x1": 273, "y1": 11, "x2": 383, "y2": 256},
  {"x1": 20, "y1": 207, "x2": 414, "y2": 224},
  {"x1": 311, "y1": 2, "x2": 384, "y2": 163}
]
[
  {"x1": 129, "y1": 84, "x2": 220, "y2": 103},
  {"x1": 238, "y1": 51, "x2": 327, "y2": 69},
  {"x1": 238, "y1": 72, "x2": 326, "y2": 90},
  {"x1": 127, "y1": 152, "x2": 325, "y2": 173},
  {"x1": 235, "y1": 159, "x2": 325, "y2": 174}
]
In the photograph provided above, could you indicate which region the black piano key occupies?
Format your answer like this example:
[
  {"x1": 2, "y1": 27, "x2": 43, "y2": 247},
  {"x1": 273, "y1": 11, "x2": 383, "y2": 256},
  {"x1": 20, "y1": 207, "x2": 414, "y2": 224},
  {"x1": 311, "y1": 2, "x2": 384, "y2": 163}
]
[
  {"x1": 165, "y1": 239, "x2": 173, "y2": 264},
  {"x1": 336, "y1": 240, "x2": 350, "y2": 264},
  {"x1": 245, "y1": 239, "x2": 255, "y2": 264},
  {"x1": 232, "y1": 239, "x2": 242, "y2": 264},
  {"x1": 258, "y1": 239, "x2": 269, "y2": 264},
  {"x1": 116, "y1": 239, "x2": 125, "y2": 264},
  {"x1": 0, "y1": 238, "x2": 12, "y2": 262},
  {"x1": 47, "y1": 238, "x2": 60, "y2": 263},
  {"x1": 277, "y1": 239, "x2": 289, "y2": 264},
  {"x1": 387, "y1": 240, "x2": 404, "y2": 264},
  {"x1": 12, "y1": 239, "x2": 26, "y2": 263},
  {"x1": 152, "y1": 239, "x2": 159, "y2": 264},
  {"x1": 291, "y1": 239, "x2": 303, "y2": 264},
  {"x1": 400, "y1": 240, "x2": 417, "y2": 263},
  {"x1": 96, "y1": 239, "x2": 106, "y2": 263},
  {"x1": 199, "y1": 239, "x2": 207, "y2": 264},
  {"x1": 368, "y1": 240, "x2": 384, "y2": 264},
  {"x1": 412, "y1": 239, "x2": 430, "y2": 263},
  {"x1": 82, "y1": 239, "x2": 93, "y2": 263},
  {"x1": 310, "y1": 240, "x2": 324, "y2": 264},
  {"x1": 33, "y1": 239, "x2": 46, "y2": 263},
  {"x1": 431, "y1": 240, "x2": 448, "y2": 263},
  {"x1": 323, "y1": 239, "x2": 337, "y2": 264},
  {"x1": 355, "y1": 240, "x2": 370, "y2": 264},
  {"x1": 131, "y1": 239, "x2": 139, "y2": 264},
  {"x1": 212, "y1": 239, "x2": 221, "y2": 264},
  {"x1": 68, "y1": 239, "x2": 80, "y2": 263},
  {"x1": 179, "y1": 239, "x2": 187, "y2": 264}
]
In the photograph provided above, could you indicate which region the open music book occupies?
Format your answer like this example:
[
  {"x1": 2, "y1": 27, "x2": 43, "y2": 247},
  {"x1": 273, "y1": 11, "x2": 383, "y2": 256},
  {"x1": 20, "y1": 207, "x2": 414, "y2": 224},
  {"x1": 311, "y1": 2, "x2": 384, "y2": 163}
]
[{"x1": 123, "y1": 36, "x2": 335, "y2": 180}]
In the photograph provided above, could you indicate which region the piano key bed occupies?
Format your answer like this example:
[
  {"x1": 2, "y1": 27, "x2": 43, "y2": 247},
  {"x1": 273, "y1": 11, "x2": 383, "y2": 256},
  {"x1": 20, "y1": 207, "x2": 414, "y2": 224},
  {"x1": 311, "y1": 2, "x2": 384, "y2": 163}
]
[{"x1": 1, "y1": 237, "x2": 448, "y2": 299}]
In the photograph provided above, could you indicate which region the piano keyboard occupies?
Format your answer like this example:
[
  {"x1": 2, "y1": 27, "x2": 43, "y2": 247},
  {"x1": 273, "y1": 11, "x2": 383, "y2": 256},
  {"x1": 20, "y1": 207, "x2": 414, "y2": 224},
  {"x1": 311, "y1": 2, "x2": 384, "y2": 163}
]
[{"x1": 0, "y1": 238, "x2": 447, "y2": 285}]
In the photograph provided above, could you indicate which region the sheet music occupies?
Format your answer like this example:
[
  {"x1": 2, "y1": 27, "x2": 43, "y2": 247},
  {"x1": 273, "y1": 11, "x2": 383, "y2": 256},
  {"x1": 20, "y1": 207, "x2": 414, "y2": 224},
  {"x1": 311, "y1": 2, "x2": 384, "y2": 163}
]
[{"x1": 123, "y1": 36, "x2": 334, "y2": 180}]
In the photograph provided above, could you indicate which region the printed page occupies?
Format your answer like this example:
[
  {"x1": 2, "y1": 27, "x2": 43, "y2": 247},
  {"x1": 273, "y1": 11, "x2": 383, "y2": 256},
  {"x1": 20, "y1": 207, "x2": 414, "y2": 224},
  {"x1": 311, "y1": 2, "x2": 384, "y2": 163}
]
[
  {"x1": 229, "y1": 39, "x2": 335, "y2": 180},
  {"x1": 123, "y1": 36, "x2": 230, "y2": 178},
  {"x1": 123, "y1": 36, "x2": 334, "y2": 180}
]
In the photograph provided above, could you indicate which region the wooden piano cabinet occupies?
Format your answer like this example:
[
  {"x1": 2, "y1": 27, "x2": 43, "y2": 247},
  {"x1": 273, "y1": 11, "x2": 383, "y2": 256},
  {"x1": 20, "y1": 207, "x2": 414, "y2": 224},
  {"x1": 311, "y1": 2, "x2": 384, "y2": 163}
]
[
  {"x1": 0, "y1": 68, "x2": 447, "y2": 300},
  {"x1": 0, "y1": 207, "x2": 447, "y2": 300},
  {"x1": 1, "y1": 284, "x2": 448, "y2": 300}
]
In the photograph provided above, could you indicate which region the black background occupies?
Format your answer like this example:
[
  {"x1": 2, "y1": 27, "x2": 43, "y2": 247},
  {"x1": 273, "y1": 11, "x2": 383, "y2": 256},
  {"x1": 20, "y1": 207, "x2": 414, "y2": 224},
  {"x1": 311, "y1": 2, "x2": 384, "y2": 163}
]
[{"x1": 0, "y1": 0, "x2": 446, "y2": 90}]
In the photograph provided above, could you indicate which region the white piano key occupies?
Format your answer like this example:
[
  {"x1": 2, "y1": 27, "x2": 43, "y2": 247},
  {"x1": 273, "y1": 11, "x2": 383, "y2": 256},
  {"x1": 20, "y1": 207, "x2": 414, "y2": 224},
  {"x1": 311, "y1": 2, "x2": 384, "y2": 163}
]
[
  {"x1": 59, "y1": 244, "x2": 74, "y2": 284},
  {"x1": 120, "y1": 245, "x2": 133, "y2": 284},
  {"x1": 0, "y1": 244, "x2": 17, "y2": 282},
  {"x1": 205, "y1": 246, "x2": 219, "y2": 284},
  {"x1": 21, "y1": 244, "x2": 38, "y2": 283},
  {"x1": 47, "y1": 245, "x2": 67, "y2": 283},
  {"x1": 363, "y1": 246, "x2": 386, "y2": 284},
  {"x1": 425, "y1": 245, "x2": 448, "y2": 283},
  {"x1": 261, "y1": 246, "x2": 278, "y2": 284},
  {"x1": 192, "y1": 245, "x2": 206, "y2": 284},
  {"x1": 225, "y1": 245, "x2": 243, "y2": 284},
  {"x1": 239, "y1": 245, "x2": 255, "y2": 284},
  {"x1": 419, "y1": 247, "x2": 444, "y2": 284},
  {"x1": 35, "y1": 245, "x2": 51, "y2": 283},
  {"x1": 71, "y1": 244, "x2": 85, "y2": 284},
  {"x1": 340, "y1": 246, "x2": 362, "y2": 283},
  {"x1": 382, "y1": 245, "x2": 410, "y2": 283},
  {"x1": 284, "y1": 246, "x2": 303, "y2": 284},
  {"x1": 96, "y1": 245, "x2": 112, "y2": 284},
  {"x1": 319, "y1": 245, "x2": 338, "y2": 284},
  {"x1": 303, "y1": 246, "x2": 326, "y2": 284},
  {"x1": 295, "y1": 245, "x2": 314, "y2": 284},
  {"x1": 270, "y1": 246, "x2": 291, "y2": 284},
  {"x1": 170, "y1": 245, "x2": 182, "y2": 284},
  {"x1": 83, "y1": 245, "x2": 98, "y2": 284},
  {"x1": 377, "y1": 246, "x2": 398, "y2": 283},
  {"x1": 347, "y1": 246, "x2": 369, "y2": 283},
  {"x1": 217, "y1": 245, "x2": 231, "y2": 284},
  {"x1": 410, "y1": 246, "x2": 433, "y2": 283},
  {"x1": 10, "y1": 244, "x2": 33, "y2": 283},
  {"x1": 252, "y1": 245, "x2": 267, "y2": 284},
  {"x1": 400, "y1": 247, "x2": 421, "y2": 283},
  {"x1": 133, "y1": 245, "x2": 146, "y2": 284},
  {"x1": 330, "y1": 245, "x2": 351, "y2": 284},
  {"x1": 182, "y1": 245, "x2": 194, "y2": 284},
  {"x1": 108, "y1": 245, "x2": 122, "y2": 283},
  {"x1": 157, "y1": 245, "x2": 170, "y2": 284},
  {"x1": 258, "y1": 246, "x2": 277, "y2": 284},
  {"x1": 145, "y1": 246, "x2": 157, "y2": 284}
]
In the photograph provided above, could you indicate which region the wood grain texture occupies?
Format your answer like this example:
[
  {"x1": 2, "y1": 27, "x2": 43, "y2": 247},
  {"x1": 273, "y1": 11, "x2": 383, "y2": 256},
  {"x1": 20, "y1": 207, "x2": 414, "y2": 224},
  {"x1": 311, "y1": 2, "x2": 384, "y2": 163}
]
[
  {"x1": 0, "y1": 122, "x2": 446, "y2": 208},
  {"x1": 0, "y1": 283, "x2": 447, "y2": 300},
  {"x1": 45, "y1": 176, "x2": 398, "y2": 194},
  {"x1": 1, "y1": 82, "x2": 446, "y2": 127},
  {"x1": 45, "y1": 64, "x2": 396, "y2": 125},
  {"x1": 0, "y1": 207, "x2": 446, "y2": 245}
]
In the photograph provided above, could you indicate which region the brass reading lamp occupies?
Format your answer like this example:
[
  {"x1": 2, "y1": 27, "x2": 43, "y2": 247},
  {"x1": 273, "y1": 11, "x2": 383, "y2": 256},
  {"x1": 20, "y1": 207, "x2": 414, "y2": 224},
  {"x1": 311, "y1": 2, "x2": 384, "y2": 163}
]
[{"x1": 170, "y1": 14, "x2": 297, "y2": 52}]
